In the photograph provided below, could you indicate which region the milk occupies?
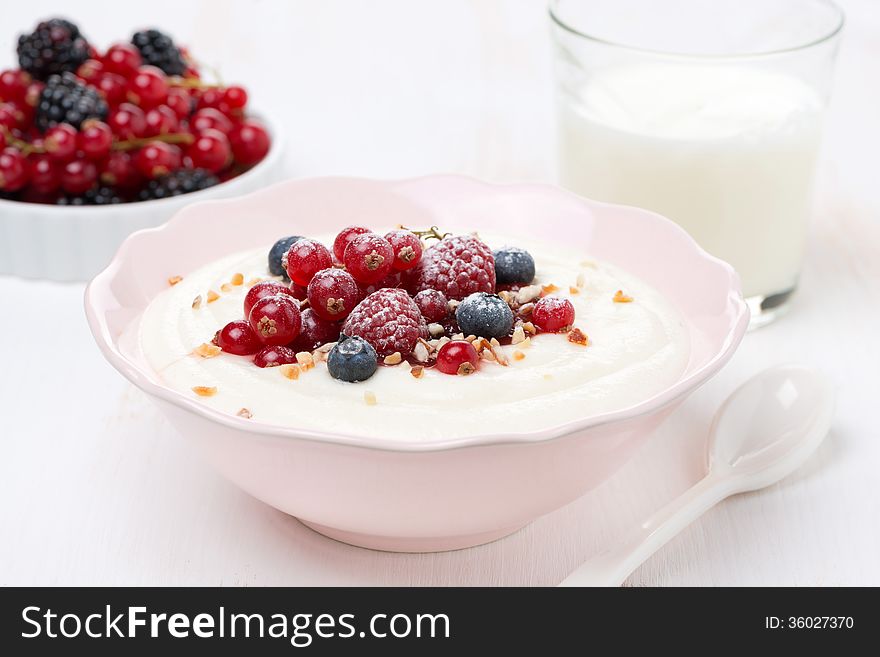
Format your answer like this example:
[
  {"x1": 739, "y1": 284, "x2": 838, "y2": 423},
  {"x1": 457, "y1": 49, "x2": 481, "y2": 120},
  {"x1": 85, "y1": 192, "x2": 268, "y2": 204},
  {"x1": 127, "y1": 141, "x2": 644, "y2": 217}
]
[{"x1": 558, "y1": 64, "x2": 824, "y2": 299}]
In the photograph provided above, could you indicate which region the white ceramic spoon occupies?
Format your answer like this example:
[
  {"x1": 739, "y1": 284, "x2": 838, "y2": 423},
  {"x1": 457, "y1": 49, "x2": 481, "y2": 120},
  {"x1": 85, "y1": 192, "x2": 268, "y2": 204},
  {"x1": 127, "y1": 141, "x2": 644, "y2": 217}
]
[{"x1": 559, "y1": 365, "x2": 835, "y2": 587}]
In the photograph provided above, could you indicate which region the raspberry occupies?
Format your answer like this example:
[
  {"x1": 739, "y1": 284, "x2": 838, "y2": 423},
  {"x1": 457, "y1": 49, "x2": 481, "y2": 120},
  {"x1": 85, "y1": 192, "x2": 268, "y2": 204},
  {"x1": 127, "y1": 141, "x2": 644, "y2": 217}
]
[
  {"x1": 342, "y1": 288, "x2": 423, "y2": 357},
  {"x1": 406, "y1": 235, "x2": 495, "y2": 301},
  {"x1": 533, "y1": 296, "x2": 575, "y2": 333}
]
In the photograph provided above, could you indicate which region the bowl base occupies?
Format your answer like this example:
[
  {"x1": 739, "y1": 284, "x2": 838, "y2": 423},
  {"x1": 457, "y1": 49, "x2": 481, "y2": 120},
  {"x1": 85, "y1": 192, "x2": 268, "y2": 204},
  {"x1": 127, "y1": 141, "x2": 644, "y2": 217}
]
[{"x1": 297, "y1": 518, "x2": 527, "y2": 553}]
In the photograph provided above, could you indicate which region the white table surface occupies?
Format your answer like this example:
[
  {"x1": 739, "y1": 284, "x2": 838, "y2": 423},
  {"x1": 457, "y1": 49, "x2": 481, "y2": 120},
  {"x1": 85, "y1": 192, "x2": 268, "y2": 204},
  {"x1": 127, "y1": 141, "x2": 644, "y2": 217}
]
[{"x1": 2, "y1": 0, "x2": 878, "y2": 586}]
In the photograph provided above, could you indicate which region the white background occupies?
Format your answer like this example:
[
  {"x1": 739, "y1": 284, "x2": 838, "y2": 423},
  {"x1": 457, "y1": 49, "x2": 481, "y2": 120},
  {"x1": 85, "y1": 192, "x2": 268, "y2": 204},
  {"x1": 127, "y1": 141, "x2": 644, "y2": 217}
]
[{"x1": 1, "y1": 0, "x2": 878, "y2": 585}]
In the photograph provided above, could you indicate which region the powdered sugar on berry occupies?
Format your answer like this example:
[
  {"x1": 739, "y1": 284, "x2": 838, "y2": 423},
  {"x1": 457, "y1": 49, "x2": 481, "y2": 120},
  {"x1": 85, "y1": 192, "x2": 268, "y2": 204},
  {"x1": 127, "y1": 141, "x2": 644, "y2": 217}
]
[{"x1": 136, "y1": 234, "x2": 689, "y2": 440}]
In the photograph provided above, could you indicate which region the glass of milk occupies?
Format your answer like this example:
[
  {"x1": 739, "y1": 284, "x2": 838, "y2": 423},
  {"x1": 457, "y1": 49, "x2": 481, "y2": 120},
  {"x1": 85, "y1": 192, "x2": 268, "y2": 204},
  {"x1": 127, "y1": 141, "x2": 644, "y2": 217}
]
[{"x1": 550, "y1": 0, "x2": 843, "y2": 326}]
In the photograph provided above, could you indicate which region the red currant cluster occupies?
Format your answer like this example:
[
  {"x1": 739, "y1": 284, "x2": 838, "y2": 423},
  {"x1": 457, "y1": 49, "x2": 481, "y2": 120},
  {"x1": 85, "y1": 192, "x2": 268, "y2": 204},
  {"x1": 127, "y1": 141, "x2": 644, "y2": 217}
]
[
  {"x1": 210, "y1": 226, "x2": 581, "y2": 381},
  {"x1": 0, "y1": 19, "x2": 270, "y2": 204}
]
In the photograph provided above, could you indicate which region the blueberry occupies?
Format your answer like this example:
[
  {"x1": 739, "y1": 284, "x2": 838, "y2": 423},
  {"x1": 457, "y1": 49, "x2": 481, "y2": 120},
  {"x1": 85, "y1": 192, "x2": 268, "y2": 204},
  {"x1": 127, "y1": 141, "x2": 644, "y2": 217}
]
[
  {"x1": 268, "y1": 235, "x2": 304, "y2": 280},
  {"x1": 493, "y1": 247, "x2": 535, "y2": 285},
  {"x1": 327, "y1": 335, "x2": 378, "y2": 382},
  {"x1": 455, "y1": 292, "x2": 514, "y2": 339}
]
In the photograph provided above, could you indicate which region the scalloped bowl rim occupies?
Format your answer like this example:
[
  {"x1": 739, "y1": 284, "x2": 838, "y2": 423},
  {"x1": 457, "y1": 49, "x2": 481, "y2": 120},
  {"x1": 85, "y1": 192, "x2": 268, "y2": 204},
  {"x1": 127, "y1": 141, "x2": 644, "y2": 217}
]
[
  {"x1": 0, "y1": 110, "x2": 283, "y2": 216},
  {"x1": 85, "y1": 174, "x2": 749, "y2": 453}
]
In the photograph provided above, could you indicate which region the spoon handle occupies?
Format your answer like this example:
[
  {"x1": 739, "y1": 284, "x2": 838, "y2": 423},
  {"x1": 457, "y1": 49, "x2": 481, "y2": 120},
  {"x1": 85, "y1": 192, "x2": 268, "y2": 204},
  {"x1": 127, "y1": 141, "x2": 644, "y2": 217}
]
[{"x1": 559, "y1": 473, "x2": 734, "y2": 587}]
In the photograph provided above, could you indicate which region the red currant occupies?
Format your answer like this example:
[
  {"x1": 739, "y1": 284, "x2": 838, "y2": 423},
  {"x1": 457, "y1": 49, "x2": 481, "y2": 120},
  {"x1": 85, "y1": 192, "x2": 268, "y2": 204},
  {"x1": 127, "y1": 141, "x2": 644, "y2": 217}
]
[
  {"x1": 243, "y1": 280, "x2": 298, "y2": 318},
  {"x1": 532, "y1": 296, "x2": 575, "y2": 332},
  {"x1": 27, "y1": 154, "x2": 60, "y2": 194},
  {"x1": 248, "y1": 294, "x2": 302, "y2": 346},
  {"x1": 44, "y1": 124, "x2": 78, "y2": 162},
  {"x1": 288, "y1": 282, "x2": 308, "y2": 301},
  {"x1": 228, "y1": 120, "x2": 270, "y2": 166},
  {"x1": 384, "y1": 229, "x2": 423, "y2": 271},
  {"x1": 0, "y1": 104, "x2": 21, "y2": 131},
  {"x1": 108, "y1": 103, "x2": 146, "y2": 139},
  {"x1": 332, "y1": 225, "x2": 371, "y2": 262},
  {"x1": 165, "y1": 88, "x2": 192, "y2": 120},
  {"x1": 0, "y1": 70, "x2": 31, "y2": 102},
  {"x1": 77, "y1": 120, "x2": 113, "y2": 160},
  {"x1": 95, "y1": 73, "x2": 128, "y2": 106},
  {"x1": 253, "y1": 345, "x2": 297, "y2": 368},
  {"x1": 343, "y1": 233, "x2": 394, "y2": 284},
  {"x1": 307, "y1": 268, "x2": 360, "y2": 321},
  {"x1": 436, "y1": 340, "x2": 479, "y2": 375},
  {"x1": 223, "y1": 85, "x2": 248, "y2": 109},
  {"x1": 144, "y1": 105, "x2": 179, "y2": 136},
  {"x1": 186, "y1": 128, "x2": 231, "y2": 173},
  {"x1": 216, "y1": 319, "x2": 262, "y2": 356},
  {"x1": 59, "y1": 158, "x2": 98, "y2": 195},
  {"x1": 289, "y1": 308, "x2": 341, "y2": 352},
  {"x1": 356, "y1": 271, "x2": 402, "y2": 299},
  {"x1": 0, "y1": 147, "x2": 28, "y2": 192},
  {"x1": 100, "y1": 151, "x2": 142, "y2": 189},
  {"x1": 413, "y1": 289, "x2": 449, "y2": 323},
  {"x1": 196, "y1": 88, "x2": 225, "y2": 111},
  {"x1": 284, "y1": 239, "x2": 333, "y2": 286},
  {"x1": 190, "y1": 108, "x2": 233, "y2": 135},
  {"x1": 133, "y1": 141, "x2": 182, "y2": 179},
  {"x1": 76, "y1": 59, "x2": 104, "y2": 82},
  {"x1": 127, "y1": 66, "x2": 168, "y2": 108},
  {"x1": 24, "y1": 82, "x2": 44, "y2": 112},
  {"x1": 103, "y1": 43, "x2": 142, "y2": 78}
]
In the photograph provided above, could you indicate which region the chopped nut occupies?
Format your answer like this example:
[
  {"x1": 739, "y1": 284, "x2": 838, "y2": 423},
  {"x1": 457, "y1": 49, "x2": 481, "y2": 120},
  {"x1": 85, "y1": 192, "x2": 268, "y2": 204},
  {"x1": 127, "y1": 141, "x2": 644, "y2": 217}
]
[
  {"x1": 447, "y1": 299, "x2": 460, "y2": 314},
  {"x1": 236, "y1": 408, "x2": 252, "y2": 419},
  {"x1": 413, "y1": 341, "x2": 430, "y2": 363},
  {"x1": 427, "y1": 322, "x2": 445, "y2": 337},
  {"x1": 220, "y1": 283, "x2": 233, "y2": 293},
  {"x1": 542, "y1": 283, "x2": 559, "y2": 295},
  {"x1": 206, "y1": 290, "x2": 220, "y2": 303},
  {"x1": 520, "y1": 337, "x2": 531, "y2": 348},
  {"x1": 246, "y1": 277, "x2": 263, "y2": 287},
  {"x1": 364, "y1": 391, "x2": 377, "y2": 405},
  {"x1": 231, "y1": 272, "x2": 244, "y2": 286},
  {"x1": 168, "y1": 275, "x2": 183, "y2": 286},
  {"x1": 522, "y1": 321, "x2": 537, "y2": 335},
  {"x1": 569, "y1": 286, "x2": 580, "y2": 295},
  {"x1": 543, "y1": 373, "x2": 553, "y2": 381},
  {"x1": 490, "y1": 341, "x2": 509, "y2": 366},
  {"x1": 452, "y1": 333, "x2": 465, "y2": 341},
  {"x1": 383, "y1": 352, "x2": 403, "y2": 365},
  {"x1": 518, "y1": 302, "x2": 535, "y2": 317},
  {"x1": 580, "y1": 259, "x2": 598, "y2": 269},
  {"x1": 513, "y1": 350, "x2": 526, "y2": 361},
  {"x1": 480, "y1": 349, "x2": 497, "y2": 362},
  {"x1": 434, "y1": 336, "x2": 450, "y2": 349},
  {"x1": 280, "y1": 364, "x2": 301, "y2": 379},
  {"x1": 511, "y1": 326, "x2": 526, "y2": 345},
  {"x1": 192, "y1": 386, "x2": 217, "y2": 397},
  {"x1": 296, "y1": 352, "x2": 315, "y2": 370},
  {"x1": 410, "y1": 365, "x2": 424, "y2": 379},
  {"x1": 465, "y1": 335, "x2": 477, "y2": 343},
  {"x1": 193, "y1": 343, "x2": 222, "y2": 358},
  {"x1": 312, "y1": 349, "x2": 329, "y2": 363},
  {"x1": 498, "y1": 290, "x2": 514, "y2": 305},
  {"x1": 576, "y1": 272, "x2": 586, "y2": 288},
  {"x1": 315, "y1": 341, "x2": 336, "y2": 353},
  {"x1": 613, "y1": 290, "x2": 634, "y2": 303},
  {"x1": 567, "y1": 327, "x2": 589, "y2": 346},
  {"x1": 516, "y1": 285, "x2": 542, "y2": 305},
  {"x1": 191, "y1": 295, "x2": 203, "y2": 309},
  {"x1": 489, "y1": 337, "x2": 501, "y2": 347},
  {"x1": 457, "y1": 362, "x2": 476, "y2": 376}
]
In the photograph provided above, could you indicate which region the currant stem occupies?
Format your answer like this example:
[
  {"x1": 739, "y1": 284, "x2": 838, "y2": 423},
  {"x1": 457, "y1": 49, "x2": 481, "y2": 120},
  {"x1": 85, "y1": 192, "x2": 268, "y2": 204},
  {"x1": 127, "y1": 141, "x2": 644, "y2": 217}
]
[
  {"x1": 112, "y1": 132, "x2": 195, "y2": 151},
  {"x1": 1, "y1": 126, "x2": 45, "y2": 155},
  {"x1": 400, "y1": 225, "x2": 450, "y2": 241}
]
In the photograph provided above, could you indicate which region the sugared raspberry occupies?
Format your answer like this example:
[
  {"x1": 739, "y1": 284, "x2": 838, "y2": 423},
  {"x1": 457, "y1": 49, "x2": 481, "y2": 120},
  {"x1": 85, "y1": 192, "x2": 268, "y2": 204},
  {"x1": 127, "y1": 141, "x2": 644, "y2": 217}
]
[
  {"x1": 405, "y1": 235, "x2": 495, "y2": 300},
  {"x1": 307, "y1": 268, "x2": 359, "y2": 321},
  {"x1": 532, "y1": 296, "x2": 575, "y2": 333},
  {"x1": 384, "y1": 229, "x2": 423, "y2": 271},
  {"x1": 343, "y1": 233, "x2": 394, "y2": 284},
  {"x1": 413, "y1": 289, "x2": 449, "y2": 323},
  {"x1": 342, "y1": 288, "x2": 423, "y2": 357}
]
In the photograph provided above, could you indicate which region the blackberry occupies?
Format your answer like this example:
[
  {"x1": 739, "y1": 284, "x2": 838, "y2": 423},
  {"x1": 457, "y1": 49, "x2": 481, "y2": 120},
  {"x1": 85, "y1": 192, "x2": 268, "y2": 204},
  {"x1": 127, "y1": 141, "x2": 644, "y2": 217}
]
[
  {"x1": 56, "y1": 186, "x2": 123, "y2": 206},
  {"x1": 131, "y1": 29, "x2": 187, "y2": 76},
  {"x1": 137, "y1": 168, "x2": 219, "y2": 201},
  {"x1": 268, "y1": 236, "x2": 304, "y2": 279},
  {"x1": 455, "y1": 292, "x2": 514, "y2": 339},
  {"x1": 327, "y1": 335, "x2": 378, "y2": 383},
  {"x1": 493, "y1": 247, "x2": 535, "y2": 285},
  {"x1": 17, "y1": 18, "x2": 90, "y2": 80},
  {"x1": 35, "y1": 73, "x2": 108, "y2": 133}
]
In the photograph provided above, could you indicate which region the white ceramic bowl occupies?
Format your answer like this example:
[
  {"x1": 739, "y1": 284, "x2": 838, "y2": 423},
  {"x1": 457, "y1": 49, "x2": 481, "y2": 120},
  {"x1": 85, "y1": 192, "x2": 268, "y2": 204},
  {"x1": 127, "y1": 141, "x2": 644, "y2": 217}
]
[
  {"x1": 85, "y1": 175, "x2": 749, "y2": 552},
  {"x1": 0, "y1": 115, "x2": 283, "y2": 282}
]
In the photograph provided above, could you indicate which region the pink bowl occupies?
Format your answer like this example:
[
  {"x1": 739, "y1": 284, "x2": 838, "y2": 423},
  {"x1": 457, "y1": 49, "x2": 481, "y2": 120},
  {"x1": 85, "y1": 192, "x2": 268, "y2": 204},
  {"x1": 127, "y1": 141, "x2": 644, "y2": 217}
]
[{"x1": 84, "y1": 175, "x2": 748, "y2": 552}]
